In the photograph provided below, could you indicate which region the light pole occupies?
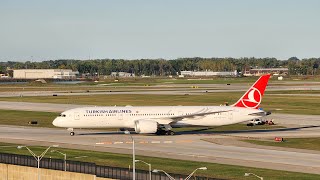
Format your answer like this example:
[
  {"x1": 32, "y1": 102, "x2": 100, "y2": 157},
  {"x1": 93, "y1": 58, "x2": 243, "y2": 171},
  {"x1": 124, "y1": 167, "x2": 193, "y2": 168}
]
[
  {"x1": 244, "y1": 173, "x2": 264, "y2": 180},
  {"x1": 17, "y1": 145, "x2": 59, "y2": 180},
  {"x1": 124, "y1": 130, "x2": 135, "y2": 180},
  {"x1": 185, "y1": 167, "x2": 207, "y2": 180},
  {"x1": 152, "y1": 169, "x2": 175, "y2": 180},
  {"x1": 135, "y1": 160, "x2": 151, "y2": 180},
  {"x1": 51, "y1": 150, "x2": 67, "y2": 171}
]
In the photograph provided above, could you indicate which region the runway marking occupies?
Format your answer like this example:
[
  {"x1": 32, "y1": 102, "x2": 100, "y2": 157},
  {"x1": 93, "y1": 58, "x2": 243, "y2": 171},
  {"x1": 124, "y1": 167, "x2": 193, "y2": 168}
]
[
  {"x1": 176, "y1": 140, "x2": 193, "y2": 143},
  {"x1": 113, "y1": 141, "x2": 124, "y2": 144},
  {"x1": 95, "y1": 140, "x2": 194, "y2": 145},
  {"x1": 174, "y1": 153, "x2": 207, "y2": 158},
  {"x1": 139, "y1": 141, "x2": 149, "y2": 144}
]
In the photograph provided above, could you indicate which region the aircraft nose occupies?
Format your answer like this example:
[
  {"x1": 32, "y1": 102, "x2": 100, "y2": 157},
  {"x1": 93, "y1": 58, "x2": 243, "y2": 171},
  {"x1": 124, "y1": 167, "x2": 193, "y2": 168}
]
[{"x1": 52, "y1": 118, "x2": 60, "y2": 127}]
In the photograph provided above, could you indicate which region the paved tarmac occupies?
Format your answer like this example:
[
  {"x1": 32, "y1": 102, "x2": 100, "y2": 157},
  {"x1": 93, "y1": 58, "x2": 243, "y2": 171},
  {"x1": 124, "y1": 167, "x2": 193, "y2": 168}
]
[
  {"x1": 1, "y1": 83, "x2": 320, "y2": 97},
  {"x1": 0, "y1": 125, "x2": 320, "y2": 175},
  {"x1": 0, "y1": 101, "x2": 87, "y2": 112}
]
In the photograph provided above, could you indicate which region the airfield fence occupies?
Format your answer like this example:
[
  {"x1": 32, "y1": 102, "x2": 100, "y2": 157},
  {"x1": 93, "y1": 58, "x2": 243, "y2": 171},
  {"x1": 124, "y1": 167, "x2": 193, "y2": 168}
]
[{"x1": 0, "y1": 152, "x2": 223, "y2": 180}]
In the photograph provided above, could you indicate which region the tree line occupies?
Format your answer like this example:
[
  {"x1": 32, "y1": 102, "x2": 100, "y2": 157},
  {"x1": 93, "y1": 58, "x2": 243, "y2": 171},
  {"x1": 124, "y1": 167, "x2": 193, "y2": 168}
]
[{"x1": 0, "y1": 57, "x2": 319, "y2": 76}]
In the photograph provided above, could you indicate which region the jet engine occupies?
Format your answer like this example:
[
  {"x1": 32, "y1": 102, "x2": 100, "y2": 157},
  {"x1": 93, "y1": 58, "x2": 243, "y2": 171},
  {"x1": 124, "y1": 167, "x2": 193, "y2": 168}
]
[{"x1": 134, "y1": 120, "x2": 158, "y2": 134}]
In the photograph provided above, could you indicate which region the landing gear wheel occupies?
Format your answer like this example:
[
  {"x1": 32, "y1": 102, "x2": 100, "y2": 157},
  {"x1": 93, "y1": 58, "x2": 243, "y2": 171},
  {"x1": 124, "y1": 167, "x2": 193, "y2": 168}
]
[
  {"x1": 70, "y1": 132, "x2": 75, "y2": 136},
  {"x1": 169, "y1": 131, "x2": 175, "y2": 135},
  {"x1": 165, "y1": 130, "x2": 175, "y2": 135}
]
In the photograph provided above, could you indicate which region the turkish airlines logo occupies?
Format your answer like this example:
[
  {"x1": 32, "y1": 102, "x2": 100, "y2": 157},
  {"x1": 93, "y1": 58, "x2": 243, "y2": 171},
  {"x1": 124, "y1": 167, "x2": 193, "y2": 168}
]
[{"x1": 241, "y1": 87, "x2": 262, "y2": 108}]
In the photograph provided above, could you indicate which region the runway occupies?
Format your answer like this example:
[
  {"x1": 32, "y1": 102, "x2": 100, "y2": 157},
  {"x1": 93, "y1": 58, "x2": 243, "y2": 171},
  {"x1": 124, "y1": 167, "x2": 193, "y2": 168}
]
[
  {"x1": 1, "y1": 83, "x2": 320, "y2": 97},
  {"x1": 0, "y1": 125, "x2": 320, "y2": 175}
]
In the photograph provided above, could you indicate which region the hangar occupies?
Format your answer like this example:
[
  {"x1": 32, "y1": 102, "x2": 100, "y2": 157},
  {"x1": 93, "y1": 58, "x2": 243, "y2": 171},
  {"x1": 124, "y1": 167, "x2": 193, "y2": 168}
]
[{"x1": 13, "y1": 69, "x2": 79, "y2": 79}]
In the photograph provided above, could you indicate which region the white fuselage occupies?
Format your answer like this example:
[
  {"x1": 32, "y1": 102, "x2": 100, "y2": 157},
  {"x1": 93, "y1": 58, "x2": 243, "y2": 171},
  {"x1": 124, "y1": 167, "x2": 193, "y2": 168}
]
[{"x1": 52, "y1": 106, "x2": 263, "y2": 129}]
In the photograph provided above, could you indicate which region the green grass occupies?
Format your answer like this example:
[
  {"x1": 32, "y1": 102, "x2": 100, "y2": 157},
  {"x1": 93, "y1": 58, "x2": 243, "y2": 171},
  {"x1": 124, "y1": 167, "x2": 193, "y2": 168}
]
[
  {"x1": 243, "y1": 138, "x2": 320, "y2": 151},
  {"x1": 0, "y1": 142, "x2": 318, "y2": 180},
  {"x1": 155, "y1": 77, "x2": 259, "y2": 84},
  {"x1": 0, "y1": 92, "x2": 319, "y2": 115},
  {"x1": 266, "y1": 90, "x2": 320, "y2": 94},
  {"x1": 0, "y1": 109, "x2": 58, "y2": 128}
]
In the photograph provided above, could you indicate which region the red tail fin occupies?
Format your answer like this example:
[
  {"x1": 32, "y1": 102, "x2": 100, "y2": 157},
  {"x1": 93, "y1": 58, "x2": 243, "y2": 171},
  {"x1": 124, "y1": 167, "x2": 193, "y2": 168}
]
[{"x1": 232, "y1": 74, "x2": 271, "y2": 109}]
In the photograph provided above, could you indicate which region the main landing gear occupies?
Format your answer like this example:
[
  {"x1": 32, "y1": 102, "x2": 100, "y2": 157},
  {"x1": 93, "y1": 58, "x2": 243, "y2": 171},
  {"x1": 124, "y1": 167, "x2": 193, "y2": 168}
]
[{"x1": 156, "y1": 125, "x2": 175, "y2": 135}]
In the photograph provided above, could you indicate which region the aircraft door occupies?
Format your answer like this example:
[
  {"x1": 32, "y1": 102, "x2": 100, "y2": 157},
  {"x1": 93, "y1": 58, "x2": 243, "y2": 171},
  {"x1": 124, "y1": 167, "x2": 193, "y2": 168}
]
[
  {"x1": 228, "y1": 111, "x2": 233, "y2": 121},
  {"x1": 74, "y1": 112, "x2": 80, "y2": 120}
]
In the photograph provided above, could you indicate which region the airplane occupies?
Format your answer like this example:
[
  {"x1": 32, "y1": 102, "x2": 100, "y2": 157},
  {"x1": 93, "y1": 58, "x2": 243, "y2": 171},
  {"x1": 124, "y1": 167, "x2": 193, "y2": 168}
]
[{"x1": 52, "y1": 74, "x2": 271, "y2": 136}]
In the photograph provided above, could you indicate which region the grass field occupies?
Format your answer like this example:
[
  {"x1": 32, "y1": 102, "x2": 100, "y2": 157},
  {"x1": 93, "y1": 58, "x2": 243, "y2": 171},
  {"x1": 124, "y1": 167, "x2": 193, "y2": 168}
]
[
  {"x1": 0, "y1": 109, "x2": 59, "y2": 127},
  {"x1": 0, "y1": 92, "x2": 319, "y2": 115},
  {"x1": 266, "y1": 90, "x2": 320, "y2": 94},
  {"x1": 243, "y1": 138, "x2": 320, "y2": 151},
  {"x1": 1, "y1": 75, "x2": 319, "y2": 91},
  {"x1": 0, "y1": 142, "x2": 318, "y2": 180}
]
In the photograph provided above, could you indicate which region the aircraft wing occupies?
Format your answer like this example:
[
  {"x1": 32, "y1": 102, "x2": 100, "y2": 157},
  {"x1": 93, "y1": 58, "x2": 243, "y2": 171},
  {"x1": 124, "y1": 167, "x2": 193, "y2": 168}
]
[
  {"x1": 147, "y1": 110, "x2": 232, "y2": 125},
  {"x1": 169, "y1": 110, "x2": 232, "y2": 122}
]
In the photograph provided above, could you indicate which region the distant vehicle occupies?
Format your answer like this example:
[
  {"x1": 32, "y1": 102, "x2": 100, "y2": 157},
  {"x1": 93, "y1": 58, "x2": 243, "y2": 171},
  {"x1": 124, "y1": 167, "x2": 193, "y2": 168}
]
[
  {"x1": 265, "y1": 119, "x2": 275, "y2": 125},
  {"x1": 247, "y1": 119, "x2": 265, "y2": 126},
  {"x1": 53, "y1": 74, "x2": 271, "y2": 136}
]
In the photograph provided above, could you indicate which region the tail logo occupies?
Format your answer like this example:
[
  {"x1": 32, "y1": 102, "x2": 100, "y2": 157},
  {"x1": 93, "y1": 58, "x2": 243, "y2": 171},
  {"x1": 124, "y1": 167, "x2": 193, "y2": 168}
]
[{"x1": 241, "y1": 87, "x2": 262, "y2": 108}]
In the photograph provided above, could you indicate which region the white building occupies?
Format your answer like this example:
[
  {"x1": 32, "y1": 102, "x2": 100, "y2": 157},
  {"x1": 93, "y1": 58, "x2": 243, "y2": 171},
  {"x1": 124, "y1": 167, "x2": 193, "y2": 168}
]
[
  {"x1": 180, "y1": 70, "x2": 238, "y2": 77},
  {"x1": 243, "y1": 68, "x2": 289, "y2": 76},
  {"x1": 13, "y1": 69, "x2": 79, "y2": 79},
  {"x1": 111, "y1": 72, "x2": 135, "y2": 77}
]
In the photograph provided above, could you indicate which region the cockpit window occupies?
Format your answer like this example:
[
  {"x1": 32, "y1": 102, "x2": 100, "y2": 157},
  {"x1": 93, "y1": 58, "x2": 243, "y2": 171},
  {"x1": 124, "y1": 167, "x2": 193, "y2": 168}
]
[{"x1": 59, "y1": 114, "x2": 66, "y2": 117}]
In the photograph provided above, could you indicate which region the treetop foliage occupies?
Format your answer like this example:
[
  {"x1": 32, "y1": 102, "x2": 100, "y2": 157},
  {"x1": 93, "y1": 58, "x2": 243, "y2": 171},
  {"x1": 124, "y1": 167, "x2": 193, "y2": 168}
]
[{"x1": 1, "y1": 57, "x2": 320, "y2": 76}]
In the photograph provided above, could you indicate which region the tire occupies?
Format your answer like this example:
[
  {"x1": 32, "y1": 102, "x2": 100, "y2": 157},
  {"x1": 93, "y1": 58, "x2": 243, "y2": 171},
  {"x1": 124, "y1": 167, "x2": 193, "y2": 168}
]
[{"x1": 70, "y1": 132, "x2": 75, "y2": 136}]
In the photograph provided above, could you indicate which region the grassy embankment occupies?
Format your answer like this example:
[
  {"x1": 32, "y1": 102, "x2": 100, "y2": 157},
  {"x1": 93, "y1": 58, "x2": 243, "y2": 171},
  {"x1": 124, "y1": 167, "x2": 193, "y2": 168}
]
[
  {"x1": 0, "y1": 109, "x2": 58, "y2": 127},
  {"x1": 243, "y1": 138, "x2": 320, "y2": 151},
  {"x1": 0, "y1": 142, "x2": 318, "y2": 180}
]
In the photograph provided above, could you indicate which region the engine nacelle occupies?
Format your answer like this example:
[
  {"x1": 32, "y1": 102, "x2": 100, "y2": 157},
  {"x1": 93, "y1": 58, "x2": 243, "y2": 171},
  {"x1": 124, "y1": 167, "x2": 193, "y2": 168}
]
[{"x1": 134, "y1": 120, "x2": 158, "y2": 134}]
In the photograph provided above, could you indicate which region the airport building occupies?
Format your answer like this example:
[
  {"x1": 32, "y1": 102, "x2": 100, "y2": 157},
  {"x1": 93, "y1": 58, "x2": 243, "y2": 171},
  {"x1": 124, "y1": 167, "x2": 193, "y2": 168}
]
[
  {"x1": 180, "y1": 70, "x2": 238, "y2": 77},
  {"x1": 243, "y1": 68, "x2": 289, "y2": 76},
  {"x1": 13, "y1": 69, "x2": 79, "y2": 79},
  {"x1": 111, "y1": 72, "x2": 135, "y2": 77}
]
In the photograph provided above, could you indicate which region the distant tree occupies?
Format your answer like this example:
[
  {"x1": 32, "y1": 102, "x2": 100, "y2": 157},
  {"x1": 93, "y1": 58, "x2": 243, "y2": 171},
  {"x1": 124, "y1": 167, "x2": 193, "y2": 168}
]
[
  {"x1": 3, "y1": 57, "x2": 320, "y2": 76},
  {"x1": 288, "y1": 57, "x2": 300, "y2": 61},
  {"x1": 0, "y1": 66, "x2": 4, "y2": 73},
  {"x1": 313, "y1": 63, "x2": 319, "y2": 75}
]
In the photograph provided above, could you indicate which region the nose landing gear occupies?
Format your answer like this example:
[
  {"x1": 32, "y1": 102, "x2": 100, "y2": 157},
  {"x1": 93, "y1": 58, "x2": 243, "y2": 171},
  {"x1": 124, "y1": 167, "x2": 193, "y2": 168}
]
[{"x1": 67, "y1": 128, "x2": 75, "y2": 136}]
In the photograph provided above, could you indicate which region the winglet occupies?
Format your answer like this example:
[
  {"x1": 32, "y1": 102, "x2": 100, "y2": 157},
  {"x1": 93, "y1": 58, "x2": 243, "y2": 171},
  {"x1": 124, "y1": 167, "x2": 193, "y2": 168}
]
[{"x1": 232, "y1": 74, "x2": 271, "y2": 109}]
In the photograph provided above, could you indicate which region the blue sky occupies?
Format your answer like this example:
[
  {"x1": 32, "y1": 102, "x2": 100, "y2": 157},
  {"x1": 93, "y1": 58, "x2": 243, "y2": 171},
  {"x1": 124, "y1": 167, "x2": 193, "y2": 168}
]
[{"x1": 0, "y1": 0, "x2": 319, "y2": 61}]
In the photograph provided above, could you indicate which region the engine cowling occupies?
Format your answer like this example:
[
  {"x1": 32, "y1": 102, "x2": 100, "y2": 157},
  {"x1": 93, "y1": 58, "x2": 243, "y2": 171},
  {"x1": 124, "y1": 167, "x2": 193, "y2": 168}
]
[{"x1": 134, "y1": 120, "x2": 158, "y2": 134}]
